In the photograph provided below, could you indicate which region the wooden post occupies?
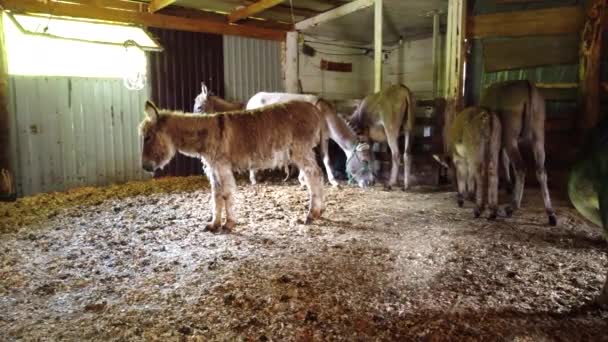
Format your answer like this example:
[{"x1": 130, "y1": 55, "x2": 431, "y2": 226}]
[
  {"x1": 0, "y1": 12, "x2": 16, "y2": 200},
  {"x1": 374, "y1": 0, "x2": 383, "y2": 92},
  {"x1": 443, "y1": 0, "x2": 467, "y2": 153},
  {"x1": 285, "y1": 31, "x2": 300, "y2": 93},
  {"x1": 578, "y1": 0, "x2": 606, "y2": 133},
  {"x1": 432, "y1": 11, "x2": 441, "y2": 99}
]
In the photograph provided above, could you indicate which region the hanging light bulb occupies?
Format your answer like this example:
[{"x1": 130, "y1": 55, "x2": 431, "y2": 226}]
[{"x1": 123, "y1": 39, "x2": 147, "y2": 91}]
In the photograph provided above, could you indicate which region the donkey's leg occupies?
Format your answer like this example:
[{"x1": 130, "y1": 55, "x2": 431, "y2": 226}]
[
  {"x1": 466, "y1": 168, "x2": 476, "y2": 201},
  {"x1": 488, "y1": 148, "x2": 500, "y2": 220},
  {"x1": 504, "y1": 143, "x2": 526, "y2": 217},
  {"x1": 599, "y1": 270, "x2": 608, "y2": 308},
  {"x1": 321, "y1": 138, "x2": 339, "y2": 187},
  {"x1": 502, "y1": 149, "x2": 513, "y2": 193},
  {"x1": 402, "y1": 130, "x2": 412, "y2": 191},
  {"x1": 531, "y1": 139, "x2": 557, "y2": 226},
  {"x1": 249, "y1": 169, "x2": 257, "y2": 185},
  {"x1": 219, "y1": 166, "x2": 238, "y2": 231},
  {"x1": 454, "y1": 158, "x2": 467, "y2": 208},
  {"x1": 473, "y1": 162, "x2": 485, "y2": 218},
  {"x1": 205, "y1": 168, "x2": 224, "y2": 232},
  {"x1": 294, "y1": 151, "x2": 324, "y2": 223},
  {"x1": 385, "y1": 130, "x2": 401, "y2": 191}
]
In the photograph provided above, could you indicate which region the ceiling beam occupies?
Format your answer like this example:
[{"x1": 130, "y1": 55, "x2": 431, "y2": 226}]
[
  {"x1": 0, "y1": 0, "x2": 287, "y2": 41},
  {"x1": 228, "y1": 0, "x2": 285, "y2": 23},
  {"x1": 148, "y1": 0, "x2": 176, "y2": 13},
  {"x1": 295, "y1": 0, "x2": 374, "y2": 31}
]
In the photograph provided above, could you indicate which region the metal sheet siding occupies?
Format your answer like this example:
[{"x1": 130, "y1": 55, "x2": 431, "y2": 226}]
[
  {"x1": 9, "y1": 76, "x2": 150, "y2": 197},
  {"x1": 223, "y1": 35, "x2": 284, "y2": 103},
  {"x1": 148, "y1": 28, "x2": 224, "y2": 177}
]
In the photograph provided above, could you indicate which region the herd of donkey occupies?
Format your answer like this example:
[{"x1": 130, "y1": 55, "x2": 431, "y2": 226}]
[{"x1": 138, "y1": 79, "x2": 608, "y2": 306}]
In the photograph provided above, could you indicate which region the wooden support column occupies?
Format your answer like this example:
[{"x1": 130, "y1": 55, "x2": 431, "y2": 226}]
[
  {"x1": 432, "y1": 11, "x2": 441, "y2": 99},
  {"x1": 578, "y1": 0, "x2": 606, "y2": 133},
  {"x1": 285, "y1": 31, "x2": 300, "y2": 93},
  {"x1": 443, "y1": 0, "x2": 467, "y2": 153},
  {"x1": 0, "y1": 12, "x2": 16, "y2": 200},
  {"x1": 374, "y1": 0, "x2": 382, "y2": 92}
]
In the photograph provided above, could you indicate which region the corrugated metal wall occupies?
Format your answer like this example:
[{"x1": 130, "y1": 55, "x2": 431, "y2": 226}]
[
  {"x1": 223, "y1": 35, "x2": 284, "y2": 103},
  {"x1": 148, "y1": 28, "x2": 224, "y2": 177},
  {"x1": 8, "y1": 76, "x2": 150, "y2": 196}
]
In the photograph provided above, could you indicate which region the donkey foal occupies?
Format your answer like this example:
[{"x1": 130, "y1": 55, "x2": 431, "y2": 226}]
[{"x1": 139, "y1": 100, "x2": 325, "y2": 232}]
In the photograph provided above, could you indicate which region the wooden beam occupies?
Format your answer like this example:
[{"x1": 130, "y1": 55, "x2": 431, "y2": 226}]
[
  {"x1": 578, "y1": 0, "x2": 606, "y2": 133},
  {"x1": 0, "y1": 13, "x2": 16, "y2": 200},
  {"x1": 373, "y1": 0, "x2": 382, "y2": 92},
  {"x1": 1, "y1": 0, "x2": 287, "y2": 41},
  {"x1": 148, "y1": 0, "x2": 176, "y2": 13},
  {"x1": 468, "y1": 6, "x2": 584, "y2": 39},
  {"x1": 431, "y1": 11, "x2": 440, "y2": 98},
  {"x1": 228, "y1": 0, "x2": 284, "y2": 23},
  {"x1": 443, "y1": 0, "x2": 467, "y2": 153},
  {"x1": 285, "y1": 31, "x2": 299, "y2": 93},
  {"x1": 295, "y1": 0, "x2": 374, "y2": 31}
]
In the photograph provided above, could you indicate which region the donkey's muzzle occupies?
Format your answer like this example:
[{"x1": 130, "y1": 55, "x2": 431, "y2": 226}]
[{"x1": 142, "y1": 162, "x2": 155, "y2": 173}]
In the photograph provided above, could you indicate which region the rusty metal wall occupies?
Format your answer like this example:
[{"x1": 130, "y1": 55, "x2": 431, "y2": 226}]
[
  {"x1": 223, "y1": 35, "x2": 283, "y2": 103},
  {"x1": 8, "y1": 76, "x2": 151, "y2": 196},
  {"x1": 148, "y1": 28, "x2": 224, "y2": 177}
]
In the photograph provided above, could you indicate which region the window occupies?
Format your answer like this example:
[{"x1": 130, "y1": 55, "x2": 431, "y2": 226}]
[{"x1": 2, "y1": 13, "x2": 161, "y2": 79}]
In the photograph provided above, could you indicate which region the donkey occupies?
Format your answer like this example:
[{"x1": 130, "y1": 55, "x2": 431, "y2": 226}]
[
  {"x1": 568, "y1": 116, "x2": 608, "y2": 307},
  {"x1": 246, "y1": 92, "x2": 375, "y2": 189},
  {"x1": 193, "y1": 83, "x2": 291, "y2": 181},
  {"x1": 480, "y1": 80, "x2": 556, "y2": 226},
  {"x1": 140, "y1": 100, "x2": 326, "y2": 232},
  {"x1": 434, "y1": 107, "x2": 502, "y2": 219},
  {"x1": 349, "y1": 84, "x2": 415, "y2": 191},
  {"x1": 193, "y1": 83, "x2": 244, "y2": 113}
]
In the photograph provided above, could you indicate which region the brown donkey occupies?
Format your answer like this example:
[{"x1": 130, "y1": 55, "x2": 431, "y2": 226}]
[
  {"x1": 349, "y1": 84, "x2": 415, "y2": 190},
  {"x1": 480, "y1": 80, "x2": 556, "y2": 226},
  {"x1": 140, "y1": 100, "x2": 326, "y2": 232},
  {"x1": 435, "y1": 107, "x2": 502, "y2": 220}
]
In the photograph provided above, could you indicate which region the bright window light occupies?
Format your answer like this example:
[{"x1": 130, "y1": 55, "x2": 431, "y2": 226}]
[{"x1": 3, "y1": 13, "x2": 160, "y2": 79}]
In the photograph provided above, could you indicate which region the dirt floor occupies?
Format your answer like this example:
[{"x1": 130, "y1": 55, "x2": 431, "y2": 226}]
[{"x1": 0, "y1": 175, "x2": 607, "y2": 341}]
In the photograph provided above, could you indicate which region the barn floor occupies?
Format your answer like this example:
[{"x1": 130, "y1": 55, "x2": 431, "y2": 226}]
[{"x1": 1, "y1": 176, "x2": 607, "y2": 341}]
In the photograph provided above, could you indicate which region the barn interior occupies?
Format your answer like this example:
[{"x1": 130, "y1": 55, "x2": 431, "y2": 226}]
[{"x1": 0, "y1": 0, "x2": 607, "y2": 340}]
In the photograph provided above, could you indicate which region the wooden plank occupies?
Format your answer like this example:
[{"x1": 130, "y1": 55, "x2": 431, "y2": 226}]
[
  {"x1": 148, "y1": 0, "x2": 176, "y2": 13},
  {"x1": 536, "y1": 82, "x2": 578, "y2": 89},
  {"x1": 374, "y1": 0, "x2": 382, "y2": 92},
  {"x1": 285, "y1": 31, "x2": 299, "y2": 92},
  {"x1": 228, "y1": 0, "x2": 285, "y2": 23},
  {"x1": 539, "y1": 88, "x2": 577, "y2": 101},
  {"x1": 578, "y1": 0, "x2": 606, "y2": 133},
  {"x1": 468, "y1": 6, "x2": 584, "y2": 39},
  {"x1": 1, "y1": 0, "x2": 287, "y2": 41},
  {"x1": 0, "y1": 13, "x2": 16, "y2": 199},
  {"x1": 483, "y1": 34, "x2": 579, "y2": 72},
  {"x1": 295, "y1": 0, "x2": 374, "y2": 30},
  {"x1": 64, "y1": 0, "x2": 145, "y2": 12}
]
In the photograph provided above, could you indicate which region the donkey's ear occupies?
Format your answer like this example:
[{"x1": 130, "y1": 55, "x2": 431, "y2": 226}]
[
  {"x1": 201, "y1": 82, "x2": 208, "y2": 95},
  {"x1": 144, "y1": 100, "x2": 159, "y2": 122}
]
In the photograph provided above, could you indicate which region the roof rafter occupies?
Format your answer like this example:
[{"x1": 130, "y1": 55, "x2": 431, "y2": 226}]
[{"x1": 228, "y1": 0, "x2": 285, "y2": 23}]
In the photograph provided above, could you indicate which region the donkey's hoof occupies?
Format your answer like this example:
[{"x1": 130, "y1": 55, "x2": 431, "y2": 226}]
[
  {"x1": 548, "y1": 213, "x2": 557, "y2": 227},
  {"x1": 505, "y1": 206, "x2": 514, "y2": 217},
  {"x1": 222, "y1": 220, "x2": 237, "y2": 232},
  {"x1": 204, "y1": 223, "x2": 221, "y2": 233},
  {"x1": 488, "y1": 211, "x2": 497, "y2": 221},
  {"x1": 473, "y1": 207, "x2": 481, "y2": 218},
  {"x1": 383, "y1": 185, "x2": 392, "y2": 191}
]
